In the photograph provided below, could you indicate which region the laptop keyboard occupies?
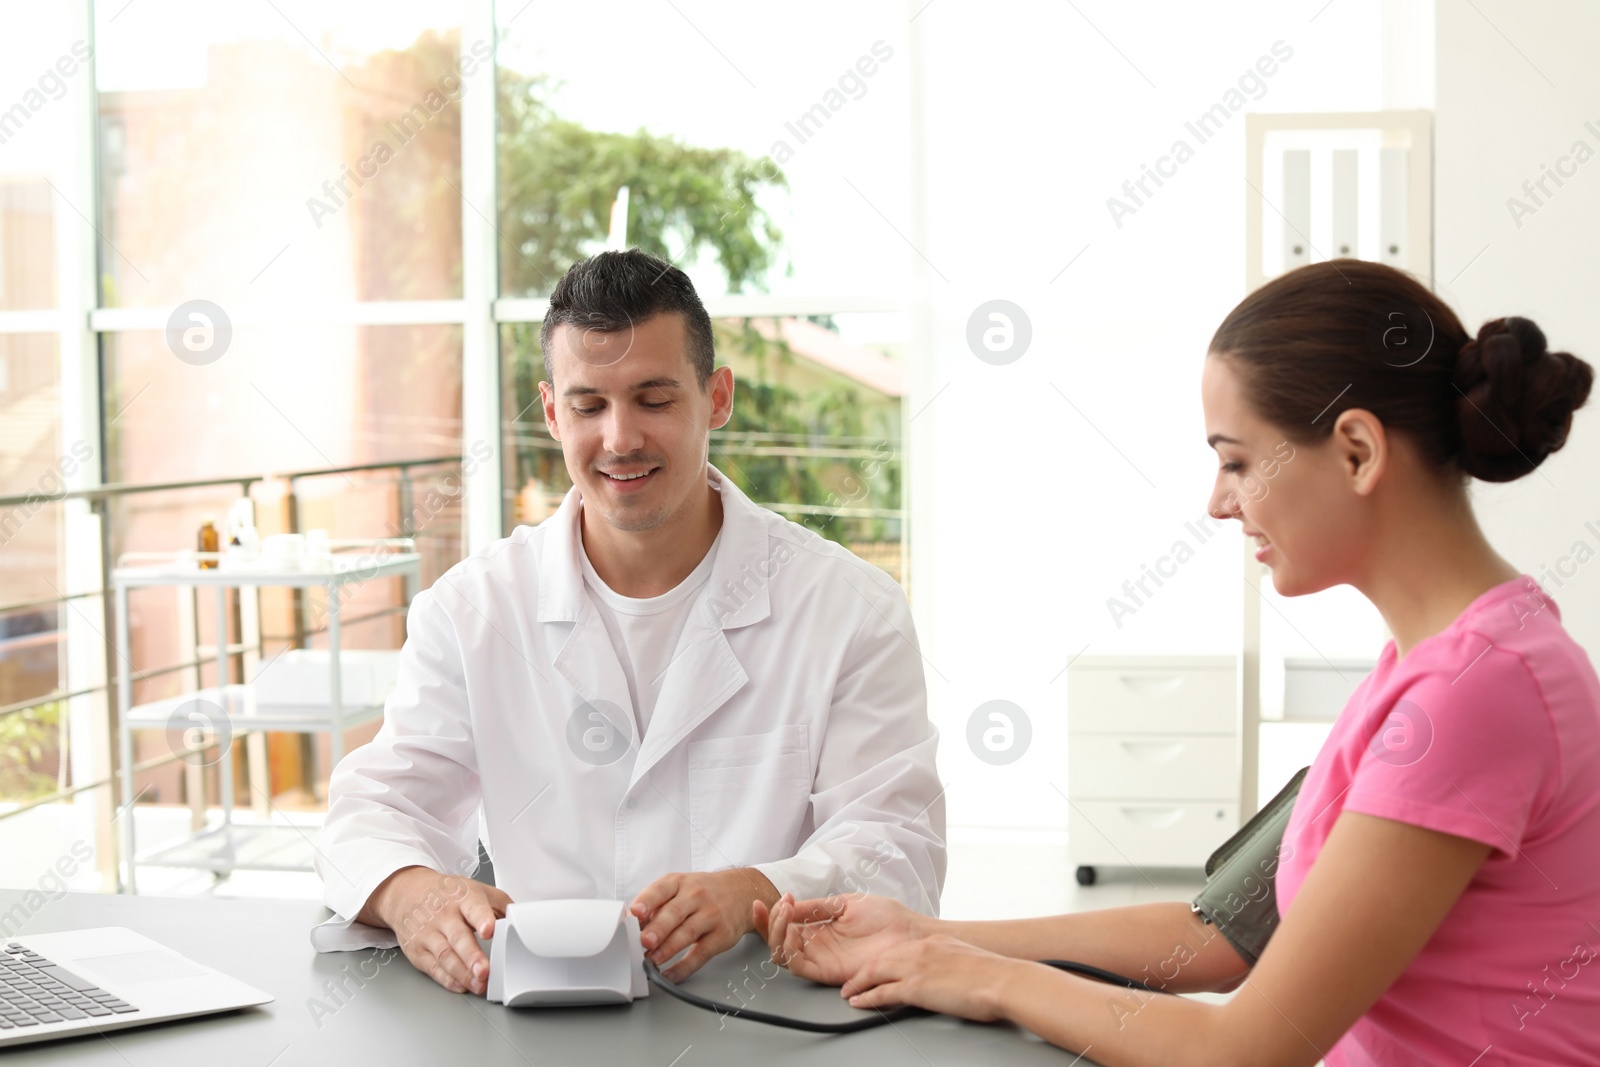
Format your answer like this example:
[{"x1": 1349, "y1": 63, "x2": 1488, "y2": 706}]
[{"x1": 0, "y1": 942, "x2": 138, "y2": 1029}]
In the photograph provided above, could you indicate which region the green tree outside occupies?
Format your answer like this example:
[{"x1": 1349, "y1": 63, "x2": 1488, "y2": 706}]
[
  {"x1": 495, "y1": 65, "x2": 902, "y2": 550},
  {"x1": 0, "y1": 700, "x2": 61, "y2": 801}
]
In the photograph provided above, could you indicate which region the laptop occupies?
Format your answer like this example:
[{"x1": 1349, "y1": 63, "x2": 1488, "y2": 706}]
[{"x1": 0, "y1": 928, "x2": 273, "y2": 1047}]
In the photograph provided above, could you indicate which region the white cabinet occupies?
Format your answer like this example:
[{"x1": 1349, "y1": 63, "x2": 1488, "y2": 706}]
[
  {"x1": 1069, "y1": 801, "x2": 1237, "y2": 870},
  {"x1": 1066, "y1": 656, "x2": 1240, "y2": 884}
]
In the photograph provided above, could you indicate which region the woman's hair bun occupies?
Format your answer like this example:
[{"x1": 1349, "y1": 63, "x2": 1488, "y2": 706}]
[
  {"x1": 1208, "y1": 262, "x2": 1590, "y2": 484},
  {"x1": 1452, "y1": 316, "x2": 1594, "y2": 482}
]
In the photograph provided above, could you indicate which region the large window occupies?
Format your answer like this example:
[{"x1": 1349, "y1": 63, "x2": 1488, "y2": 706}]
[
  {"x1": 101, "y1": 325, "x2": 464, "y2": 484},
  {"x1": 1, "y1": 7, "x2": 83, "y2": 830},
  {"x1": 493, "y1": 0, "x2": 911, "y2": 301},
  {"x1": 493, "y1": 1, "x2": 911, "y2": 580},
  {"x1": 0, "y1": 1, "x2": 915, "y2": 890},
  {"x1": 95, "y1": 1, "x2": 466, "y2": 306},
  {"x1": 0, "y1": 332, "x2": 70, "y2": 809}
]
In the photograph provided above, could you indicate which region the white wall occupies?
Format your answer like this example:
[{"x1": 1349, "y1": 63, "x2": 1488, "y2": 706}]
[
  {"x1": 906, "y1": 0, "x2": 1397, "y2": 829},
  {"x1": 1435, "y1": 1, "x2": 1600, "y2": 659}
]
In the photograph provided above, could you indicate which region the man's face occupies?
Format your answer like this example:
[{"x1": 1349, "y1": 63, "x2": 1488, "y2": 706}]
[{"x1": 539, "y1": 313, "x2": 734, "y2": 533}]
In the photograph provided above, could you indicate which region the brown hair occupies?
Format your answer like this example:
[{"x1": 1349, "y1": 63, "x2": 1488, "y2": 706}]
[
  {"x1": 541, "y1": 249, "x2": 715, "y2": 386},
  {"x1": 1208, "y1": 260, "x2": 1593, "y2": 482}
]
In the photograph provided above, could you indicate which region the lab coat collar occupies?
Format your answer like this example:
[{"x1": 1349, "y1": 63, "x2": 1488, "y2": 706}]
[
  {"x1": 535, "y1": 464, "x2": 773, "y2": 632},
  {"x1": 538, "y1": 465, "x2": 769, "y2": 786}
]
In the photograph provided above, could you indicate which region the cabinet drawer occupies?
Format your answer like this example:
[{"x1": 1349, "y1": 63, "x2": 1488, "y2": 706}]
[
  {"x1": 1068, "y1": 801, "x2": 1238, "y2": 868},
  {"x1": 1069, "y1": 661, "x2": 1236, "y2": 735},
  {"x1": 1069, "y1": 735, "x2": 1237, "y2": 800}
]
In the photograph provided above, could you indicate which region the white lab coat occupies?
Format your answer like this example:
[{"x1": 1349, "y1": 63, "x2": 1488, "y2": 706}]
[{"x1": 312, "y1": 466, "x2": 945, "y2": 946}]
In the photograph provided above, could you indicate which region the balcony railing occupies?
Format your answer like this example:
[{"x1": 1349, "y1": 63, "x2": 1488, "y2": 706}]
[
  {"x1": 0, "y1": 443, "x2": 905, "y2": 890},
  {"x1": 0, "y1": 454, "x2": 466, "y2": 829}
]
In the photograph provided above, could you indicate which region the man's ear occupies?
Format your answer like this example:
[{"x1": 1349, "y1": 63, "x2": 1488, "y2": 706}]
[
  {"x1": 539, "y1": 380, "x2": 561, "y2": 441},
  {"x1": 707, "y1": 366, "x2": 735, "y2": 430},
  {"x1": 1332, "y1": 408, "x2": 1386, "y2": 496}
]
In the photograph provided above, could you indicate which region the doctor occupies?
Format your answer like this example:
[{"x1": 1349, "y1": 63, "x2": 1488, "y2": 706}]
[{"x1": 313, "y1": 249, "x2": 945, "y2": 997}]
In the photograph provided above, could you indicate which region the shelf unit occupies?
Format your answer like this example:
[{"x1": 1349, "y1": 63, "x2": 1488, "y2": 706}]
[
  {"x1": 112, "y1": 541, "x2": 420, "y2": 893},
  {"x1": 1066, "y1": 655, "x2": 1241, "y2": 885}
]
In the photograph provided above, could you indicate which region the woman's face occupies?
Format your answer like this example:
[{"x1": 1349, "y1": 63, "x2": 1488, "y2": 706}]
[{"x1": 1200, "y1": 355, "x2": 1367, "y2": 597}]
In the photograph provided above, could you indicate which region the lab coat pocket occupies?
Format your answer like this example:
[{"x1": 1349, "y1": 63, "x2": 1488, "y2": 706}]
[{"x1": 687, "y1": 724, "x2": 812, "y2": 871}]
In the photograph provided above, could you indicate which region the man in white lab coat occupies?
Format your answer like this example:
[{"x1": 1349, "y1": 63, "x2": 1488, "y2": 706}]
[{"x1": 313, "y1": 249, "x2": 945, "y2": 996}]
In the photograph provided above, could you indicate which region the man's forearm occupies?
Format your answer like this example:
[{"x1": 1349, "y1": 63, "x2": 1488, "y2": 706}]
[
  {"x1": 758, "y1": 829, "x2": 941, "y2": 913},
  {"x1": 356, "y1": 865, "x2": 429, "y2": 930},
  {"x1": 929, "y1": 902, "x2": 1250, "y2": 995}
]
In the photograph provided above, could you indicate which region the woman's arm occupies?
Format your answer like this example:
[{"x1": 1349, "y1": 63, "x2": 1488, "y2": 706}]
[
  {"x1": 845, "y1": 812, "x2": 1491, "y2": 1067},
  {"x1": 758, "y1": 893, "x2": 1251, "y2": 995},
  {"x1": 930, "y1": 902, "x2": 1252, "y2": 995}
]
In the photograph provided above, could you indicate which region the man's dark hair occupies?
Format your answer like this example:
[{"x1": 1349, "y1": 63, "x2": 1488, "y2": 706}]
[{"x1": 539, "y1": 249, "x2": 716, "y2": 386}]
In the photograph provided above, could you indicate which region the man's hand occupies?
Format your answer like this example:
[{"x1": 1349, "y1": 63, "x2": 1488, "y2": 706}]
[
  {"x1": 361, "y1": 866, "x2": 512, "y2": 996},
  {"x1": 754, "y1": 892, "x2": 927, "y2": 987},
  {"x1": 630, "y1": 869, "x2": 779, "y2": 982}
]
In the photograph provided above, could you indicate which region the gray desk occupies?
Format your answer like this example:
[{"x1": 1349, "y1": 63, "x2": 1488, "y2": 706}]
[{"x1": 0, "y1": 891, "x2": 1104, "y2": 1065}]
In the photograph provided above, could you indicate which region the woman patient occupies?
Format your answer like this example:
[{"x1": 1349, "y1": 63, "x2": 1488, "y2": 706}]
[{"x1": 753, "y1": 260, "x2": 1600, "y2": 1066}]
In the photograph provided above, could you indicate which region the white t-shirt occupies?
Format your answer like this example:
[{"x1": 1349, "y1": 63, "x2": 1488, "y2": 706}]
[{"x1": 579, "y1": 532, "x2": 722, "y2": 739}]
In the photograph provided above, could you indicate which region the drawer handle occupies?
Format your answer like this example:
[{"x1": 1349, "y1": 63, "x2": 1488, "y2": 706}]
[
  {"x1": 1117, "y1": 674, "x2": 1184, "y2": 697},
  {"x1": 1118, "y1": 741, "x2": 1187, "y2": 762},
  {"x1": 1119, "y1": 807, "x2": 1185, "y2": 829}
]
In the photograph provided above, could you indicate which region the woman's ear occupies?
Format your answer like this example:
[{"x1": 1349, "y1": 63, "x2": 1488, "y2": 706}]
[{"x1": 1331, "y1": 408, "x2": 1387, "y2": 496}]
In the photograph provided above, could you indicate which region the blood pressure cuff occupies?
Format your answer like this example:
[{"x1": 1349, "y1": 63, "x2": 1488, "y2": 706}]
[{"x1": 1189, "y1": 766, "x2": 1309, "y2": 966}]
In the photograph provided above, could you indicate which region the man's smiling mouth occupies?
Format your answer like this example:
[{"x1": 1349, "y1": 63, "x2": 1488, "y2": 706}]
[{"x1": 600, "y1": 466, "x2": 661, "y2": 488}]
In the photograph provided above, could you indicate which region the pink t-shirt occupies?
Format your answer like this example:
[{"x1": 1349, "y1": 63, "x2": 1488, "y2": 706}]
[{"x1": 1276, "y1": 575, "x2": 1600, "y2": 1066}]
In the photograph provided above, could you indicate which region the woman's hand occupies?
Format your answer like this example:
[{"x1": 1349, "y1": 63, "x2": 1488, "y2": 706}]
[
  {"x1": 840, "y1": 935, "x2": 1027, "y2": 1022},
  {"x1": 752, "y1": 892, "x2": 925, "y2": 987}
]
